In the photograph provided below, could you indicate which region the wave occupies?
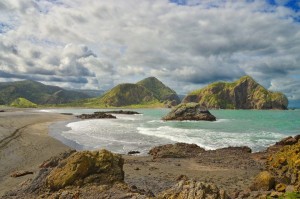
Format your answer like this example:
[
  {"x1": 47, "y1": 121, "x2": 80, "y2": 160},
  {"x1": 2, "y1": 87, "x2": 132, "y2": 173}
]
[{"x1": 137, "y1": 126, "x2": 286, "y2": 151}]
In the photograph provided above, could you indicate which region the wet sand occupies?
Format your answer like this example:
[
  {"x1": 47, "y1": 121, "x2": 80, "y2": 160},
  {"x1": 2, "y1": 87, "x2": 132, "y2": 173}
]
[{"x1": 0, "y1": 110, "x2": 73, "y2": 196}]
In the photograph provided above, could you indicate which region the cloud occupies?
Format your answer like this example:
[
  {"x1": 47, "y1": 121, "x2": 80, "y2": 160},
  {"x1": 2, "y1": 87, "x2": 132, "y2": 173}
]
[{"x1": 0, "y1": 0, "x2": 299, "y2": 99}]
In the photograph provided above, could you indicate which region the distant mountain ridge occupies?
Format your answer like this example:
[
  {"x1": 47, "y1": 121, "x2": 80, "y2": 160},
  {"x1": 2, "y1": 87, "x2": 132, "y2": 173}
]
[
  {"x1": 81, "y1": 77, "x2": 180, "y2": 107},
  {"x1": 0, "y1": 80, "x2": 91, "y2": 105},
  {"x1": 183, "y1": 76, "x2": 288, "y2": 110}
]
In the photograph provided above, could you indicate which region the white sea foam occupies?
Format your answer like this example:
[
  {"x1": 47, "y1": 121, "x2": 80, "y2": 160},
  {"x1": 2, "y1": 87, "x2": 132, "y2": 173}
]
[
  {"x1": 48, "y1": 109, "x2": 297, "y2": 154},
  {"x1": 215, "y1": 119, "x2": 231, "y2": 123}
]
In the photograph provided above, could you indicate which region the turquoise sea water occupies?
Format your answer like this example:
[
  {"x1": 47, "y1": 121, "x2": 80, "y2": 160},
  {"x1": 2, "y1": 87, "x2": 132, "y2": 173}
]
[{"x1": 44, "y1": 109, "x2": 300, "y2": 155}]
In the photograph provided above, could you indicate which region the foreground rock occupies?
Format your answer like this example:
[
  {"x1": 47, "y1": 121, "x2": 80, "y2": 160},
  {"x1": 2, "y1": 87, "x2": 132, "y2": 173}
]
[
  {"x1": 250, "y1": 171, "x2": 275, "y2": 191},
  {"x1": 2, "y1": 150, "x2": 150, "y2": 198},
  {"x1": 95, "y1": 110, "x2": 141, "y2": 115},
  {"x1": 149, "y1": 143, "x2": 205, "y2": 158},
  {"x1": 76, "y1": 112, "x2": 116, "y2": 119},
  {"x1": 46, "y1": 149, "x2": 124, "y2": 190},
  {"x1": 266, "y1": 137, "x2": 300, "y2": 192},
  {"x1": 162, "y1": 103, "x2": 216, "y2": 121},
  {"x1": 157, "y1": 179, "x2": 229, "y2": 199}
]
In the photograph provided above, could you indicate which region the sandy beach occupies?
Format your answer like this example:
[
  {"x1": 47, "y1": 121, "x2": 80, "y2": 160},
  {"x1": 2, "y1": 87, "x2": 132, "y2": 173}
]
[
  {"x1": 0, "y1": 109, "x2": 73, "y2": 197},
  {"x1": 1, "y1": 109, "x2": 298, "y2": 198}
]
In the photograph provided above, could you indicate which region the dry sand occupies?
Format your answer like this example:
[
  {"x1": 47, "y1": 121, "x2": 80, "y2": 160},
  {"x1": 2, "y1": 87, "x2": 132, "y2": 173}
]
[{"x1": 0, "y1": 110, "x2": 73, "y2": 196}]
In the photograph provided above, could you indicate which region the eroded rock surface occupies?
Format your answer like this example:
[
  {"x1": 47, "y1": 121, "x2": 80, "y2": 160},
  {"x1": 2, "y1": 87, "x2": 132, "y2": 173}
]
[
  {"x1": 162, "y1": 103, "x2": 216, "y2": 121},
  {"x1": 149, "y1": 143, "x2": 205, "y2": 159},
  {"x1": 46, "y1": 149, "x2": 124, "y2": 190},
  {"x1": 157, "y1": 179, "x2": 229, "y2": 199}
]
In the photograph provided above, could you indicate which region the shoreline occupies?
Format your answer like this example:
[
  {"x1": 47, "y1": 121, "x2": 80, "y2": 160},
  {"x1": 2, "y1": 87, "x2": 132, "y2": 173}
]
[
  {"x1": 0, "y1": 109, "x2": 298, "y2": 198},
  {"x1": 0, "y1": 110, "x2": 74, "y2": 197}
]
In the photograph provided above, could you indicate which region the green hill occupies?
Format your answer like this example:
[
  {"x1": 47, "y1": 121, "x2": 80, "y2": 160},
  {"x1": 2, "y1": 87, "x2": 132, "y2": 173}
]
[
  {"x1": 79, "y1": 77, "x2": 180, "y2": 108},
  {"x1": 183, "y1": 76, "x2": 288, "y2": 110},
  {"x1": 10, "y1": 98, "x2": 37, "y2": 108},
  {"x1": 0, "y1": 80, "x2": 90, "y2": 105},
  {"x1": 137, "y1": 77, "x2": 180, "y2": 105}
]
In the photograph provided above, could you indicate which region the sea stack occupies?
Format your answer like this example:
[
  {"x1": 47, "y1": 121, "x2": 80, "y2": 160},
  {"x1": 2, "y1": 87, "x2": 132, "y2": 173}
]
[{"x1": 162, "y1": 102, "x2": 216, "y2": 121}]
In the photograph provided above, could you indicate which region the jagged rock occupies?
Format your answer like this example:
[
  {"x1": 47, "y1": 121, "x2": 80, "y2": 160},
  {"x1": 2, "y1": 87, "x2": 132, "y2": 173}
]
[
  {"x1": 266, "y1": 139, "x2": 300, "y2": 191},
  {"x1": 216, "y1": 146, "x2": 252, "y2": 154},
  {"x1": 157, "y1": 179, "x2": 229, "y2": 199},
  {"x1": 183, "y1": 75, "x2": 288, "y2": 110},
  {"x1": 275, "y1": 135, "x2": 300, "y2": 146},
  {"x1": 46, "y1": 149, "x2": 124, "y2": 190},
  {"x1": 39, "y1": 150, "x2": 76, "y2": 168},
  {"x1": 162, "y1": 103, "x2": 216, "y2": 121},
  {"x1": 76, "y1": 112, "x2": 116, "y2": 119},
  {"x1": 250, "y1": 171, "x2": 275, "y2": 191},
  {"x1": 149, "y1": 143, "x2": 205, "y2": 159}
]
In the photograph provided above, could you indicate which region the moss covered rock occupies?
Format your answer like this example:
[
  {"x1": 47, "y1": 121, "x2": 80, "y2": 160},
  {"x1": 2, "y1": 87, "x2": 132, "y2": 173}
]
[
  {"x1": 10, "y1": 97, "x2": 38, "y2": 108},
  {"x1": 267, "y1": 139, "x2": 300, "y2": 191},
  {"x1": 250, "y1": 171, "x2": 275, "y2": 191},
  {"x1": 46, "y1": 149, "x2": 124, "y2": 190},
  {"x1": 162, "y1": 102, "x2": 216, "y2": 121},
  {"x1": 183, "y1": 75, "x2": 288, "y2": 110}
]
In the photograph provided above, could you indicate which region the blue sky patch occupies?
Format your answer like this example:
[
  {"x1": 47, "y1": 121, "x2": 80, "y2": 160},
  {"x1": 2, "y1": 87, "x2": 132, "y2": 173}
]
[{"x1": 0, "y1": 22, "x2": 11, "y2": 34}]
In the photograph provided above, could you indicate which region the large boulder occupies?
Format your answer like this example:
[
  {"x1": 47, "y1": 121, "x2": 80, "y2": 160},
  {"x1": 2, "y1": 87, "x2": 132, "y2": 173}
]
[
  {"x1": 157, "y1": 179, "x2": 229, "y2": 199},
  {"x1": 250, "y1": 171, "x2": 275, "y2": 191},
  {"x1": 149, "y1": 143, "x2": 205, "y2": 159},
  {"x1": 46, "y1": 149, "x2": 124, "y2": 190},
  {"x1": 162, "y1": 103, "x2": 216, "y2": 121}
]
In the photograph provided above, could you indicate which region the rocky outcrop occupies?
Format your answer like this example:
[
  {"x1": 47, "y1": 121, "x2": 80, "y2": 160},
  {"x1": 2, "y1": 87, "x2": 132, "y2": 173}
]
[
  {"x1": 250, "y1": 171, "x2": 275, "y2": 191},
  {"x1": 95, "y1": 110, "x2": 141, "y2": 115},
  {"x1": 183, "y1": 75, "x2": 288, "y2": 110},
  {"x1": 76, "y1": 112, "x2": 116, "y2": 119},
  {"x1": 39, "y1": 150, "x2": 76, "y2": 168},
  {"x1": 275, "y1": 135, "x2": 300, "y2": 146},
  {"x1": 157, "y1": 179, "x2": 229, "y2": 199},
  {"x1": 266, "y1": 138, "x2": 300, "y2": 192},
  {"x1": 162, "y1": 103, "x2": 216, "y2": 121},
  {"x1": 46, "y1": 149, "x2": 124, "y2": 190},
  {"x1": 149, "y1": 143, "x2": 205, "y2": 158}
]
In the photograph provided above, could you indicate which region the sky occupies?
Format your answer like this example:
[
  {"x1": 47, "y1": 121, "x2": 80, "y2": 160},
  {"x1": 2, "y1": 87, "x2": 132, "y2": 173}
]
[{"x1": 0, "y1": 0, "x2": 300, "y2": 100}]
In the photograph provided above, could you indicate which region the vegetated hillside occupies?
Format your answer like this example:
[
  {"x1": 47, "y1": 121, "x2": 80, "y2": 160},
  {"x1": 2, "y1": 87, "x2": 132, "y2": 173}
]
[
  {"x1": 84, "y1": 83, "x2": 159, "y2": 107},
  {"x1": 137, "y1": 77, "x2": 180, "y2": 104},
  {"x1": 183, "y1": 76, "x2": 288, "y2": 110},
  {"x1": 10, "y1": 97, "x2": 37, "y2": 108},
  {"x1": 81, "y1": 77, "x2": 180, "y2": 107},
  {"x1": 0, "y1": 80, "x2": 90, "y2": 105}
]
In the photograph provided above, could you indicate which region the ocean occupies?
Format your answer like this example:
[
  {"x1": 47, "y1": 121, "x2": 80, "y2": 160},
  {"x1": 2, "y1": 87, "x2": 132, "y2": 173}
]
[{"x1": 44, "y1": 108, "x2": 300, "y2": 155}]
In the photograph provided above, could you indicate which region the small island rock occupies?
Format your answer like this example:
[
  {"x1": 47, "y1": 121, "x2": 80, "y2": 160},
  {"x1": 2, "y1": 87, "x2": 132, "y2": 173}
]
[
  {"x1": 77, "y1": 112, "x2": 116, "y2": 119},
  {"x1": 162, "y1": 103, "x2": 216, "y2": 121}
]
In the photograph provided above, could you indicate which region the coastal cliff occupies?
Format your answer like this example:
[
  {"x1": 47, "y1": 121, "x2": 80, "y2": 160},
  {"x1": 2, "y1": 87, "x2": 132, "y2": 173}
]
[{"x1": 183, "y1": 76, "x2": 288, "y2": 109}]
